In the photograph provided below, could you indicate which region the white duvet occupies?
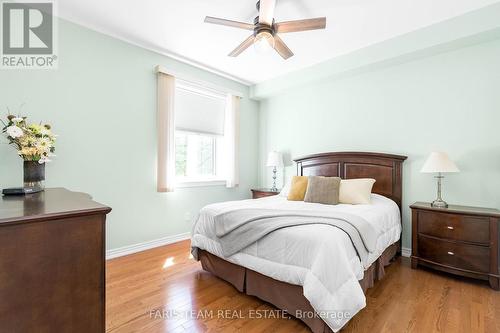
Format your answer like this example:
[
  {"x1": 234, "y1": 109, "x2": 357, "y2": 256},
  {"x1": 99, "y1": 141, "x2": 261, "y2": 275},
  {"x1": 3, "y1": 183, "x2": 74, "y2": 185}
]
[{"x1": 191, "y1": 194, "x2": 401, "y2": 332}]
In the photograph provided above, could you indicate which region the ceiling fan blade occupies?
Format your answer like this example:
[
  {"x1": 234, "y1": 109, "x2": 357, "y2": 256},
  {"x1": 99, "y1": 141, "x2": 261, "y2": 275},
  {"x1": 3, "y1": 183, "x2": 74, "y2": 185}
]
[
  {"x1": 259, "y1": 0, "x2": 276, "y2": 26},
  {"x1": 275, "y1": 17, "x2": 326, "y2": 33},
  {"x1": 204, "y1": 16, "x2": 254, "y2": 30},
  {"x1": 229, "y1": 35, "x2": 255, "y2": 57},
  {"x1": 273, "y1": 35, "x2": 293, "y2": 60}
]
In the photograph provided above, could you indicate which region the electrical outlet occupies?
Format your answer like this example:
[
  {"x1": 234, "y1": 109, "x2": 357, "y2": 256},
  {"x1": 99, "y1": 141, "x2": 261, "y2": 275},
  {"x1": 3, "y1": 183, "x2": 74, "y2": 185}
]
[{"x1": 184, "y1": 212, "x2": 192, "y2": 222}]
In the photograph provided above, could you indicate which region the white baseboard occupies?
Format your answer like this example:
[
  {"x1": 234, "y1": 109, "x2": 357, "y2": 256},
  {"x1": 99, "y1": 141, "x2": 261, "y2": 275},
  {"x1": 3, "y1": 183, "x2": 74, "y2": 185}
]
[
  {"x1": 401, "y1": 247, "x2": 411, "y2": 258},
  {"x1": 106, "y1": 232, "x2": 191, "y2": 260}
]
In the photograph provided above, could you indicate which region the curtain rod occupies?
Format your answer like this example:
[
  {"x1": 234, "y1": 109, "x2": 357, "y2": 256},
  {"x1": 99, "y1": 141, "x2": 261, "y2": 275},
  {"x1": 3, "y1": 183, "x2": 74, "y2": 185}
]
[{"x1": 155, "y1": 65, "x2": 244, "y2": 98}]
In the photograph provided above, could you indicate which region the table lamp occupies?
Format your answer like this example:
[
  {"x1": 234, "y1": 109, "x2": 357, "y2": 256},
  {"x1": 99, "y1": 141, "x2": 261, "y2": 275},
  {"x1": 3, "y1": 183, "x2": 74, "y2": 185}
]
[
  {"x1": 266, "y1": 151, "x2": 284, "y2": 192},
  {"x1": 421, "y1": 152, "x2": 460, "y2": 208}
]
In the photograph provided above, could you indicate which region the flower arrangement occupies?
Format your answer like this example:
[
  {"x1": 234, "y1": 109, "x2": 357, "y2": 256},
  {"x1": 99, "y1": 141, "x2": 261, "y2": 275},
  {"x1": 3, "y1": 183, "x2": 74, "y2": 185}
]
[{"x1": 1, "y1": 115, "x2": 56, "y2": 164}]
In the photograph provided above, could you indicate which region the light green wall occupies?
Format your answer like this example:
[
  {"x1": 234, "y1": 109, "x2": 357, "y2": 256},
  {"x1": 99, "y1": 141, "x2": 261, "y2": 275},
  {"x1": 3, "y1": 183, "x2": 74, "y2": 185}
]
[
  {"x1": 2, "y1": 11, "x2": 499, "y2": 253},
  {"x1": 251, "y1": 2, "x2": 500, "y2": 99},
  {"x1": 259, "y1": 38, "x2": 500, "y2": 249},
  {"x1": 0, "y1": 19, "x2": 260, "y2": 250}
]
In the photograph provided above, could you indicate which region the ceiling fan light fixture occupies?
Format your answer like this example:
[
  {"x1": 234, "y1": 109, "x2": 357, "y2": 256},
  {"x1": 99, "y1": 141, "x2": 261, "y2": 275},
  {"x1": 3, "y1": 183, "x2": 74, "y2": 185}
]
[
  {"x1": 205, "y1": 0, "x2": 326, "y2": 59},
  {"x1": 253, "y1": 31, "x2": 275, "y2": 54}
]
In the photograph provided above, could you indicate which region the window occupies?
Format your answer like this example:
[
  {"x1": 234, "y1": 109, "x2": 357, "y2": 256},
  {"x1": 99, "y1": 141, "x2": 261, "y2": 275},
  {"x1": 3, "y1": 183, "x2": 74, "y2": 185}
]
[
  {"x1": 175, "y1": 131, "x2": 218, "y2": 178},
  {"x1": 174, "y1": 81, "x2": 227, "y2": 185}
]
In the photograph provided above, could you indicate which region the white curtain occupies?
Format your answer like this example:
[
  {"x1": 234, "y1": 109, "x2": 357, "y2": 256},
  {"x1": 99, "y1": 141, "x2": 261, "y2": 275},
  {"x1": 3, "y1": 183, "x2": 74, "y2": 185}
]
[
  {"x1": 224, "y1": 94, "x2": 240, "y2": 188},
  {"x1": 157, "y1": 72, "x2": 176, "y2": 192}
]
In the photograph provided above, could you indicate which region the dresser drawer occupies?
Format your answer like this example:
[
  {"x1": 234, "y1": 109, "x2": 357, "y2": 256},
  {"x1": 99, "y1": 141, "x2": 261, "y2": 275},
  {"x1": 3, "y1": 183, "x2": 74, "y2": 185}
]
[
  {"x1": 418, "y1": 210, "x2": 490, "y2": 244},
  {"x1": 418, "y1": 235, "x2": 490, "y2": 273}
]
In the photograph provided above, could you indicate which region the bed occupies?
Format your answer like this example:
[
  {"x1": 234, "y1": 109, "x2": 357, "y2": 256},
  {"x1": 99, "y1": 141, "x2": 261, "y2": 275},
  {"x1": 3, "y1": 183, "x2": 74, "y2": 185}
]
[{"x1": 191, "y1": 152, "x2": 407, "y2": 332}]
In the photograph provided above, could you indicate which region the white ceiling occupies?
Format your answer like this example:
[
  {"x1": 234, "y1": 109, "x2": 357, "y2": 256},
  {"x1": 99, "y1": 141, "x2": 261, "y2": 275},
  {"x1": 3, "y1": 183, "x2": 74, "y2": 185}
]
[{"x1": 58, "y1": 0, "x2": 500, "y2": 84}]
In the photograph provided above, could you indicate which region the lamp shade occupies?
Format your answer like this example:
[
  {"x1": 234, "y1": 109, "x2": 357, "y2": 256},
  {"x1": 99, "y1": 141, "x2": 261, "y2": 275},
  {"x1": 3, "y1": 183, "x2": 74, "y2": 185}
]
[
  {"x1": 421, "y1": 152, "x2": 460, "y2": 173},
  {"x1": 266, "y1": 151, "x2": 284, "y2": 167}
]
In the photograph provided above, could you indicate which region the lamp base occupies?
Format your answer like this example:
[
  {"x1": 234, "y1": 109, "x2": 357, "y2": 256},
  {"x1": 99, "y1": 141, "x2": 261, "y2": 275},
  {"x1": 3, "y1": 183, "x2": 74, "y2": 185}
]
[
  {"x1": 270, "y1": 166, "x2": 277, "y2": 193},
  {"x1": 431, "y1": 199, "x2": 448, "y2": 208}
]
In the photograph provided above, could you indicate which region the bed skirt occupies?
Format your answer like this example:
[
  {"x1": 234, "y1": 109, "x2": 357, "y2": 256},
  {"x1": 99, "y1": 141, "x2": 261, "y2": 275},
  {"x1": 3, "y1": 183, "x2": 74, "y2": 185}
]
[{"x1": 198, "y1": 242, "x2": 399, "y2": 333}]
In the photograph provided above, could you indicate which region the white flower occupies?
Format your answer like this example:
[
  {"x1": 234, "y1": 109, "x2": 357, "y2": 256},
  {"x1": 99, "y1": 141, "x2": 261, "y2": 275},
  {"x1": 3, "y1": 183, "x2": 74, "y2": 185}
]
[
  {"x1": 12, "y1": 117, "x2": 24, "y2": 123},
  {"x1": 6, "y1": 125, "x2": 23, "y2": 138},
  {"x1": 38, "y1": 156, "x2": 51, "y2": 164}
]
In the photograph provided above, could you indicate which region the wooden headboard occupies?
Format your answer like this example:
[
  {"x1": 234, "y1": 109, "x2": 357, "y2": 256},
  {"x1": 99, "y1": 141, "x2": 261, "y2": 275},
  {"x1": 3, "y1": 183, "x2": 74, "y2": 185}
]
[{"x1": 294, "y1": 152, "x2": 407, "y2": 209}]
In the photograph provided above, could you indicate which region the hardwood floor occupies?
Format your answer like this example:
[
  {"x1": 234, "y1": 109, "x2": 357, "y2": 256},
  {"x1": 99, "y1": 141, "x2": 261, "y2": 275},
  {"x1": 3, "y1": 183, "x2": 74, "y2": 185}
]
[{"x1": 106, "y1": 240, "x2": 500, "y2": 332}]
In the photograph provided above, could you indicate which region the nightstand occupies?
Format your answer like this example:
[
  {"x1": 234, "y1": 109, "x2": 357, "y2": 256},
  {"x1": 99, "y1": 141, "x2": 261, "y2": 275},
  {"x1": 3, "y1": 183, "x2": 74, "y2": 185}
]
[
  {"x1": 410, "y1": 202, "x2": 500, "y2": 290},
  {"x1": 251, "y1": 188, "x2": 280, "y2": 199}
]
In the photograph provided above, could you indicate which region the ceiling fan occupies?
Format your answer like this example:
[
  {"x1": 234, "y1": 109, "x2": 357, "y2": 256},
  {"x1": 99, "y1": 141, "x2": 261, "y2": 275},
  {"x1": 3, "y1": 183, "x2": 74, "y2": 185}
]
[{"x1": 204, "y1": 0, "x2": 326, "y2": 59}]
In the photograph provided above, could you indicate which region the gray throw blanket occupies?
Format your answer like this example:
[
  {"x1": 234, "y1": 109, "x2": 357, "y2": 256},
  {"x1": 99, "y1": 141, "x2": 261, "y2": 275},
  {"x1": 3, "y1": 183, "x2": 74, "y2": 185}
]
[{"x1": 214, "y1": 209, "x2": 379, "y2": 264}]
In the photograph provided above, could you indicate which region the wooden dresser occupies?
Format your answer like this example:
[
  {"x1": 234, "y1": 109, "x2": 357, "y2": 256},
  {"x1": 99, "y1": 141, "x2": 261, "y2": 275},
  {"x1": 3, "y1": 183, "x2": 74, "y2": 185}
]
[
  {"x1": 251, "y1": 188, "x2": 280, "y2": 199},
  {"x1": 410, "y1": 202, "x2": 499, "y2": 290},
  {"x1": 0, "y1": 188, "x2": 111, "y2": 332}
]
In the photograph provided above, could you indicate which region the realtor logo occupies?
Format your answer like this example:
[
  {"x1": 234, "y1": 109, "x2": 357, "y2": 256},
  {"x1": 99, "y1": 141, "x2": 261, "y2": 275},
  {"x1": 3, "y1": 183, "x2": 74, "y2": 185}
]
[{"x1": 1, "y1": 1, "x2": 57, "y2": 69}]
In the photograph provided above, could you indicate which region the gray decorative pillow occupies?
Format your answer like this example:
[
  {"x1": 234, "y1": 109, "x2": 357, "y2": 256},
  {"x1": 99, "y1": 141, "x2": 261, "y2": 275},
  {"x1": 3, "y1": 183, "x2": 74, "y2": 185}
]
[{"x1": 304, "y1": 176, "x2": 341, "y2": 205}]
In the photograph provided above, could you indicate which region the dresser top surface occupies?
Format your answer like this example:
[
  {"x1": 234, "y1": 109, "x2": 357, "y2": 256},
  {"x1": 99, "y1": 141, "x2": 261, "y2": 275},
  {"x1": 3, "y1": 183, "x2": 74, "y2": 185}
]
[
  {"x1": 0, "y1": 188, "x2": 111, "y2": 225},
  {"x1": 411, "y1": 201, "x2": 500, "y2": 217}
]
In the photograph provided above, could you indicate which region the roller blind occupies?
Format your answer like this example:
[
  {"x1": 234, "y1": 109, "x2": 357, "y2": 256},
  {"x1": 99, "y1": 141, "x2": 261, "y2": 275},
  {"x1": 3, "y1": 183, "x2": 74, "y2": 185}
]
[{"x1": 175, "y1": 85, "x2": 226, "y2": 136}]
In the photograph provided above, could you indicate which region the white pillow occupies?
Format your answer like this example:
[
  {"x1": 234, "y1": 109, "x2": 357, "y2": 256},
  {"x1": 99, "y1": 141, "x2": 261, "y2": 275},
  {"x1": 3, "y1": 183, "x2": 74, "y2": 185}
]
[
  {"x1": 279, "y1": 178, "x2": 292, "y2": 197},
  {"x1": 339, "y1": 178, "x2": 376, "y2": 204}
]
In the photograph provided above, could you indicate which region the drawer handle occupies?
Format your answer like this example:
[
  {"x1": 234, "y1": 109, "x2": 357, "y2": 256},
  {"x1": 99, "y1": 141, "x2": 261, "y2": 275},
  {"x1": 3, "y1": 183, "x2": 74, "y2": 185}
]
[
  {"x1": 447, "y1": 251, "x2": 454, "y2": 256},
  {"x1": 447, "y1": 226, "x2": 454, "y2": 230}
]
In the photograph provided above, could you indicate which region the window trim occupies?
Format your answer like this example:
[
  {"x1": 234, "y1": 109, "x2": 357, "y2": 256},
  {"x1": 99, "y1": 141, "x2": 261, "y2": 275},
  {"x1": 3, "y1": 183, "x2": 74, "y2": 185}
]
[
  {"x1": 176, "y1": 80, "x2": 227, "y2": 100},
  {"x1": 175, "y1": 179, "x2": 226, "y2": 188}
]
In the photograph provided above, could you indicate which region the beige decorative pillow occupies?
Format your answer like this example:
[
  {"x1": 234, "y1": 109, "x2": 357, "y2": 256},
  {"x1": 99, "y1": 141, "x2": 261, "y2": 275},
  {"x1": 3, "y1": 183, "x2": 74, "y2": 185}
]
[
  {"x1": 339, "y1": 178, "x2": 376, "y2": 204},
  {"x1": 304, "y1": 176, "x2": 341, "y2": 205}
]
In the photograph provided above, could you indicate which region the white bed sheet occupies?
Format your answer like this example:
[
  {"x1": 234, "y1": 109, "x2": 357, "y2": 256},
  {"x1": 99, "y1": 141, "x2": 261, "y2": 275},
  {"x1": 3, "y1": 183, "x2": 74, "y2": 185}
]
[{"x1": 191, "y1": 194, "x2": 401, "y2": 331}]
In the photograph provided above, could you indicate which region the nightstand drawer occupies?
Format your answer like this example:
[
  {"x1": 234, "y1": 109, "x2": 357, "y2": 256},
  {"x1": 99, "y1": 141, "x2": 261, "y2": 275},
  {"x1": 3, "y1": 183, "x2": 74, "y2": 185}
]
[
  {"x1": 418, "y1": 235, "x2": 490, "y2": 273},
  {"x1": 251, "y1": 189, "x2": 280, "y2": 199},
  {"x1": 411, "y1": 202, "x2": 500, "y2": 290},
  {"x1": 253, "y1": 192, "x2": 277, "y2": 199},
  {"x1": 418, "y1": 210, "x2": 490, "y2": 244}
]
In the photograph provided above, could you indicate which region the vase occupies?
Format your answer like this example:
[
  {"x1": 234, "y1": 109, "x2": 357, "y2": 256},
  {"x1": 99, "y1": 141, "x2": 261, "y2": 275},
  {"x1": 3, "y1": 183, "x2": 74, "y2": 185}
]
[{"x1": 23, "y1": 161, "x2": 45, "y2": 190}]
